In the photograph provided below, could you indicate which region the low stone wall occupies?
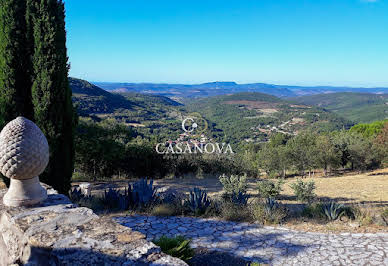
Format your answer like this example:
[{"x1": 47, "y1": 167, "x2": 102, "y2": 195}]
[{"x1": 0, "y1": 185, "x2": 186, "y2": 265}]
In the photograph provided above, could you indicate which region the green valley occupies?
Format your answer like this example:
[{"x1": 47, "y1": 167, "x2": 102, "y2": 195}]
[
  {"x1": 71, "y1": 78, "x2": 354, "y2": 145},
  {"x1": 185, "y1": 92, "x2": 353, "y2": 145},
  {"x1": 290, "y1": 92, "x2": 388, "y2": 123}
]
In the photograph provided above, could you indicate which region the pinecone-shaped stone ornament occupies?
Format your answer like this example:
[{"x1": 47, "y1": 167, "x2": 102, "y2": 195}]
[{"x1": 0, "y1": 117, "x2": 49, "y2": 206}]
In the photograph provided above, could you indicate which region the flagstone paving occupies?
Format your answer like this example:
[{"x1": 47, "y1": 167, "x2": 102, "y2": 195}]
[{"x1": 115, "y1": 215, "x2": 388, "y2": 266}]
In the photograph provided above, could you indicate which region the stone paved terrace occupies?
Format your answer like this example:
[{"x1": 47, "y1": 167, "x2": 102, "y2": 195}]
[
  {"x1": 115, "y1": 215, "x2": 388, "y2": 266},
  {"x1": 0, "y1": 187, "x2": 187, "y2": 265}
]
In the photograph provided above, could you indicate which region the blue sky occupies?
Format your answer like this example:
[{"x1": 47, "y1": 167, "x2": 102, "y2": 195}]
[{"x1": 66, "y1": 0, "x2": 388, "y2": 87}]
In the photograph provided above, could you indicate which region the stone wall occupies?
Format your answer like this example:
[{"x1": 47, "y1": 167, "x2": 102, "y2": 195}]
[{"x1": 0, "y1": 185, "x2": 187, "y2": 266}]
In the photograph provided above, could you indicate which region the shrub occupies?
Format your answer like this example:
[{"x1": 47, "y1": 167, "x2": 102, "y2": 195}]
[
  {"x1": 219, "y1": 174, "x2": 247, "y2": 194},
  {"x1": 250, "y1": 198, "x2": 287, "y2": 225},
  {"x1": 185, "y1": 187, "x2": 211, "y2": 216},
  {"x1": 302, "y1": 203, "x2": 325, "y2": 219},
  {"x1": 380, "y1": 208, "x2": 388, "y2": 226},
  {"x1": 153, "y1": 235, "x2": 194, "y2": 262},
  {"x1": 322, "y1": 202, "x2": 345, "y2": 221},
  {"x1": 219, "y1": 174, "x2": 249, "y2": 205},
  {"x1": 159, "y1": 189, "x2": 185, "y2": 205},
  {"x1": 289, "y1": 179, "x2": 316, "y2": 204},
  {"x1": 352, "y1": 204, "x2": 375, "y2": 226},
  {"x1": 221, "y1": 191, "x2": 249, "y2": 206},
  {"x1": 257, "y1": 179, "x2": 284, "y2": 199},
  {"x1": 151, "y1": 204, "x2": 177, "y2": 217},
  {"x1": 200, "y1": 200, "x2": 222, "y2": 218},
  {"x1": 220, "y1": 201, "x2": 251, "y2": 222}
]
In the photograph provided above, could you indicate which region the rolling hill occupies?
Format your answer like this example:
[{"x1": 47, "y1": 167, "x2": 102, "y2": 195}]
[
  {"x1": 290, "y1": 92, "x2": 388, "y2": 123},
  {"x1": 70, "y1": 78, "x2": 184, "y2": 140},
  {"x1": 70, "y1": 77, "x2": 136, "y2": 115},
  {"x1": 185, "y1": 92, "x2": 353, "y2": 145},
  {"x1": 70, "y1": 78, "x2": 357, "y2": 145}
]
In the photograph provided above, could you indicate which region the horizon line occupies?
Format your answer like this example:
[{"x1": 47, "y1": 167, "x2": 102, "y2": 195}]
[{"x1": 83, "y1": 79, "x2": 388, "y2": 89}]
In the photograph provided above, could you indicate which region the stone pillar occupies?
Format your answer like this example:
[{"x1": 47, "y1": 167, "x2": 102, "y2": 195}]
[{"x1": 0, "y1": 117, "x2": 49, "y2": 207}]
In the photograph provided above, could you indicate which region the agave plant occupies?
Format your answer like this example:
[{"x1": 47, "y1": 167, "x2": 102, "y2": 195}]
[
  {"x1": 153, "y1": 235, "x2": 194, "y2": 262},
  {"x1": 231, "y1": 191, "x2": 249, "y2": 206},
  {"x1": 69, "y1": 187, "x2": 84, "y2": 202},
  {"x1": 264, "y1": 197, "x2": 279, "y2": 215},
  {"x1": 131, "y1": 178, "x2": 156, "y2": 207},
  {"x1": 118, "y1": 186, "x2": 132, "y2": 210},
  {"x1": 186, "y1": 187, "x2": 211, "y2": 215},
  {"x1": 102, "y1": 188, "x2": 122, "y2": 209},
  {"x1": 322, "y1": 202, "x2": 345, "y2": 221}
]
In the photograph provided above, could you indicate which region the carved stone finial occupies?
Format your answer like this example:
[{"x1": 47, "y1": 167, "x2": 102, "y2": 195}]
[{"x1": 0, "y1": 117, "x2": 49, "y2": 206}]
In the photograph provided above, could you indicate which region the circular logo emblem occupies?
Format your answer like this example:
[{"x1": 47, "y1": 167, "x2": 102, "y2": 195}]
[{"x1": 182, "y1": 113, "x2": 208, "y2": 135}]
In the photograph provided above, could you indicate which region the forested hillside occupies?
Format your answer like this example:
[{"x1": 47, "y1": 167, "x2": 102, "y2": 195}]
[
  {"x1": 185, "y1": 92, "x2": 353, "y2": 145},
  {"x1": 68, "y1": 78, "x2": 387, "y2": 182},
  {"x1": 70, "y1": 77, "x2": 135, "y2": 115},
  {"x1": 291, "y1": 92, "x2": 388, "y2": 123},
  {"x1": 70, "y1": 77, "x2": 185, "y2": 141}
]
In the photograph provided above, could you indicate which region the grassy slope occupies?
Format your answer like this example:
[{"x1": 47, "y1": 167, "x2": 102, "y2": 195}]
[{"x1": 290, "y1": 92, "x2": 388, "y2": 123}]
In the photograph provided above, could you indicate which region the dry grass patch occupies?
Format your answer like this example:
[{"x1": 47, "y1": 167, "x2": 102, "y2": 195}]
[
  {"x1": 282, "y1": 169, "x2": 388, "y2": 204},
  {"x1": 153, "y1": 169, "x2": 388, "y2": 205}
]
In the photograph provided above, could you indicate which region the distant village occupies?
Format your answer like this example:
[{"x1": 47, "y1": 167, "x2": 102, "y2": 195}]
[{"x1": 166, "y1": 131, "x2": 213, "y2": 148}]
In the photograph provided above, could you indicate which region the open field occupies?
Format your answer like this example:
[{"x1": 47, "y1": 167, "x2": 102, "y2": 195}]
[
  {"x1": 152, "y1": 169, "x2": 388, "y2": 205},
  {"x1": 70, "y1": 168, "x2": 388, "y2": 233},
  {"x1": 72, "y1": 168, "x2": 388, "y2": 205}
]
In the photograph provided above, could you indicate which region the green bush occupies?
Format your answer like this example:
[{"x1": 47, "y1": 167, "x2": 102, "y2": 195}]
[
  {"x1": 153, "y1": 235, "x2": 194, "y2": 262},
  {"x1": 219, "y1": 173, "x2": 247, "y2": 194},
  {"x1": 220, "y1": 201, "x2": 251, "y2": 222},
  {"x1": 301, "y1": 203, "x2": 325, "y2": 219},
  {"x1": 380, "y1": 208, "x2": 388, "y2": 226},
  {"x1": 289, "y1": 179, "x2": 316, "y2": 204},
  {"x1": 221, "y1": 191, "x2": 249, "y2": 206},
  {"x1": 257, "y1": 179, "x2": 284, "y2": 199},
  {"x1": 219, "y1": 174, "x2": 249, "y2": 205},
  {"x1": 351, "y1": 204, "x2": 375, "y2": 226},
  {"x1": 250, "y1": 199, "x2": 287, "y2": 225}
]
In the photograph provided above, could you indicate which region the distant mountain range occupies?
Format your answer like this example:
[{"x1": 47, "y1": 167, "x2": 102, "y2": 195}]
[
  {"x1": 94, "y1": 81, "x2": 388, "y2": 99},
  {"x1": 70, "y1": 78, "x2": 355, "y2": 143},
  {"x1": 70, "y1": 77, "x2": 387, "y2": 144}
]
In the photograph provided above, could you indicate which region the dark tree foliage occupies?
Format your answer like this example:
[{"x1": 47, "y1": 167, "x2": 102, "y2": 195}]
[
  {"x1": 29, "y1": 0, "x2": 76, "y2": 194},
  {"x1": 0, "y1": 0, "x2": 34, "y2": 187},
  {"x1": 0, "y1": 0, "x2": 34, "y2": 128}
]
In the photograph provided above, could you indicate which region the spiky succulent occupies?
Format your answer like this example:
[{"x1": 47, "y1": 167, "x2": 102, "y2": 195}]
[
  {"x1": 186, "y1": 187, "x2": 211, "y2": 215},
  {"x1": 131, "y1": 178, "x2": 157, "y2": 207},
  {"x1": 322, "y1": 201, "x2": 345, "y2": 221}
]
